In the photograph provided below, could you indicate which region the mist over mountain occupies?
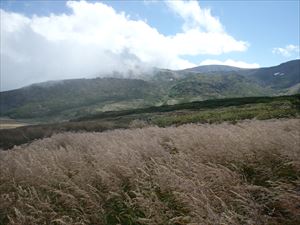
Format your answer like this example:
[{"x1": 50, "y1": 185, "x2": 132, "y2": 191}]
[{"x1": 1, "y1": 60, "x2": 299, "y2": 121}]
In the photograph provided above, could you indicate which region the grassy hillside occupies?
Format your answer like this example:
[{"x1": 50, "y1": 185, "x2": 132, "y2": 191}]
[
  {"x1": 245, "y1": 59, "x2": 300, "y2": 89},
  {"x1": 168, "y1": 73, "x2": 269, "y2": 99},
  {"x1": 1, "y1": 119, "x2": 299, "y2": 225},
  {"x1": 1, "y1": 60, "x2": 299, "y2": 120},
  {"x1": 0, "y1": 94, "x2": 299, "y2": 150},
  {"x1": 0, "y1": 78, "x2": 162, "y2": 120},
  {"x1": 179, "y1": 59, "x2": 300, "y2": 91}
]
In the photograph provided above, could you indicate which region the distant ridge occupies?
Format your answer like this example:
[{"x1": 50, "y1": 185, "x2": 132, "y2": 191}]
[
  {"x1": 178, "y1": 64, "x2": 244, "y2": 74},
  {"x1": 239, "y1": 59, "x2": 300, "y2": 89}
]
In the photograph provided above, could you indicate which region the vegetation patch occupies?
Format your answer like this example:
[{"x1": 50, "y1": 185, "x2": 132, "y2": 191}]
[
  {"x1": 152, "y1": 99, "x2": 299, "y2": 127},
  {"x1": 1, "y1": 119, "x2": 299, "y2": 224},
  {"x1": 1, "y1": 95, "x2": 299, "y2": 150}
]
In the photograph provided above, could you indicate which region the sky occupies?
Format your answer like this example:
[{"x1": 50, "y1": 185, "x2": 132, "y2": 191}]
[{"x1": 0, "y1": 0, "x2": 299, "y2": 91}]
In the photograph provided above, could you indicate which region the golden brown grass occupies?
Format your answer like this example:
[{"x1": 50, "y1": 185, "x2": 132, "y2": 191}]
[
  {"x1": 0, "y1": 119, "x2": 28, "y2": 130},
  {"x1": 0, "y1": 119, "x2": 300, "y2": 225}
]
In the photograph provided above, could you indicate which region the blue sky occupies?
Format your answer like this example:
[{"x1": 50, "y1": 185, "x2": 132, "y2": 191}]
[
  {"x1": 1, "y1": 0, "x2": 299, "y2": 90},
  {"x1": 108, "y1": 0, "x2": 300, "y2": 66}
]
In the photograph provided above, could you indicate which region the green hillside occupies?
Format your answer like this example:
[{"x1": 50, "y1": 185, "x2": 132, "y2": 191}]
[
  {"x1": 168, "y1": 73, "x2": 269, "y2": 99},
  {"x1": 1, "y1": 78, "x2": 163, "y2": 120},
  {"x1": 1, "y1": 60, "x2": 299, "y2": 121}
]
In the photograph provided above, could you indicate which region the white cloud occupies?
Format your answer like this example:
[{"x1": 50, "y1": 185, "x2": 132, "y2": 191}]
[
  {"x1": 200, "y1": 59, "x2": 260, "y2": 68},
  {"x1": 1, "y1": 0, "x2": 248, "y2": 90},
  {"x1": 166, "y1": 0, "x2": 223, "y2": 32},
  {"x1": 272, "y1": 44, "x2": 300, "y2": 57}
]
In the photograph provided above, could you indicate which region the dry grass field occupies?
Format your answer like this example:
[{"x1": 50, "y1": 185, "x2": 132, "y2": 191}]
[
  {"x1": 0, "y1": 119, "x2": 28, "y2": 130},
  {"x1": 0, "y1": 119, "x2": 299, "y2": 225}
]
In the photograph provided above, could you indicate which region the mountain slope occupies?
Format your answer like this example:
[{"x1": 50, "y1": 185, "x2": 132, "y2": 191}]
[
  {"x1": 1, "y1": 60, "x2": 299, "y2": 121},
  {"x1": 168, "y1": 73, "x2": 269, "y2": 100},
  {"x1": 0, "y1": 77, "x2": 162, "y2": 119},
  {"x1": 176, "y1": 60, "x2": 300, "y2": 90},
  {"x1": 242, "y1": 59, "x2": 300, "y2": 89}
]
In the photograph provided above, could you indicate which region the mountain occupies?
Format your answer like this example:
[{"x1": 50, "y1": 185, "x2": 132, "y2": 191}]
[
  {"x1": 168, "y1": 73, "x2": 269, "y2": 100},
  {"x1": 1, "y1": 60, "x2": 299, "y2": 121},
  {"x1": 178, "y1": 64, "x2": 244, "y2": 74},
  {"x1": 240, "y1": 59, "x2": 300, "y2": 89},
  {"x1": 0, "y1": 78, "x2": 163, "y2": 120}
]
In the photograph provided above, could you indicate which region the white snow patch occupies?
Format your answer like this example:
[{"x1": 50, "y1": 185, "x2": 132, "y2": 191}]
[{"x1": 273, "y1": 72, "x2": 285, "y2": 76}]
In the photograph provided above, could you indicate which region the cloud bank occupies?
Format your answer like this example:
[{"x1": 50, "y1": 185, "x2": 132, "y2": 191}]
[
  {"x1": 272, "y1": 44, "x2": 300, "y2": 57},
  {"x1": 1, "y1": 0, "x2": 249, "y2": 91}
]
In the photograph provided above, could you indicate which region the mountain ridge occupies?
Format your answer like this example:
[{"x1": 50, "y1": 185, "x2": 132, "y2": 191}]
[
  {"x1": 178, "y1": 64, "x2": 245, "y2": 74},
  {"x1": 1, "y1": 59, "x2": 299, "y2": 121}
]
